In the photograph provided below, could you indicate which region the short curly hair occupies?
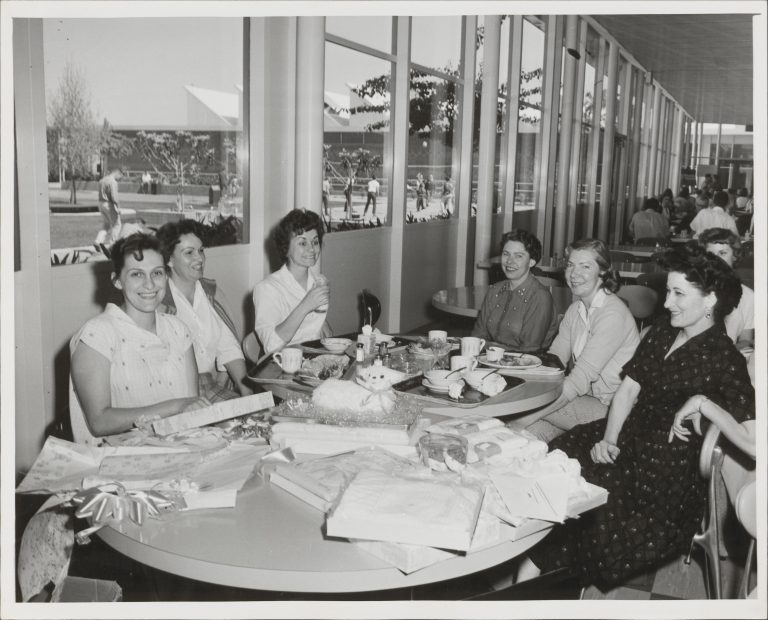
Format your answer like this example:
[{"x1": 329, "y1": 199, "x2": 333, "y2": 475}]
[
  {"x1": 697, "y1": 227, "x2": 741, "y2": 254},
  {"x1": 566, "y1": 238, "x2": 621, "y2": 294},
  {"x1": 498, "y1": 229, "x2": 542, "y2": 264},
  {"x1": 155, "y1": 220, "x2": 206, "y2": 263},
  {"x1": 656, "y1": 243, "x2": 742, "y2": 321},
  {"x1": 110, "y1": 233, "x2": 166, "y2": 279},
  {"x1": 273, "y1": 209, "x2": 324, "y2": 262}
]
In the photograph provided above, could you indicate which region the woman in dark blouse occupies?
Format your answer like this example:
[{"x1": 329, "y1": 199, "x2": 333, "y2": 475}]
[
  {"x1": 472, "y1": 230, "x2": 558, "y2": 353},
  {"x1": 518, "y1": 243, "x2": 754, "y2": 587}
]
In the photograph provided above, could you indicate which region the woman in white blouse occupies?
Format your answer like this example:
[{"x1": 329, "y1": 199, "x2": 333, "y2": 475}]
[
  {"x1": 70, "y1": 234, "x2": 209, "y2": 444},
  {"x1": 252, "y1": 209, "x2": 331, "y2": 354},
  {"x1": 157, "y1": 220, "x2": 252, "y2": 400}
]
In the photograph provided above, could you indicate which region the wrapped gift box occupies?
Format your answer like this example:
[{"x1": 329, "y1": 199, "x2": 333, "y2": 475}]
[
  {"x1": 151, "y1": 392, "x2": 274, "y2": 436},
  {"x1": 326, "y1": 470, "x2": 484, "y2": 552}
]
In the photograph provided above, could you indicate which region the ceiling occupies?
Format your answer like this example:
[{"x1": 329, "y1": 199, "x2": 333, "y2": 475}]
[{"x1": 593, "y1": 14, "x2": 754, "y2": 125}]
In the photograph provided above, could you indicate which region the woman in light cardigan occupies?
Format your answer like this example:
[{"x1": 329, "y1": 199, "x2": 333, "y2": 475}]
[{"x1": 511, "y1": 239, "x2": 640, "y2": 442}]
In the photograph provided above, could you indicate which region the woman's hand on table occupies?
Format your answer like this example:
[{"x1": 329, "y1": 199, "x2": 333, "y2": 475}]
[
  {"x1": 668, "y1": 395, "x2": 704, "y2": 443},
  {"x1": 590, "y1": 439, "x2": 620, "y2": 464}
]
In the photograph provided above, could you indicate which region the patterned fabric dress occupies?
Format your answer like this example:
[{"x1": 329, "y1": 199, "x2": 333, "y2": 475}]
[{"x1": 529, "y1": 319, "x2": 754, "y2": 587}]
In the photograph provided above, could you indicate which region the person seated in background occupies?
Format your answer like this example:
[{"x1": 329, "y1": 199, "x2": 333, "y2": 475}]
[
  {"x1": 671, "y1": 196, "x2": 695, "y2": 234},
  {"x1": 252, "y1": 209, "x2": 331, "y2": 355},
  {"x1": 511, "y1": 239, "x2": 639, "y2": 442},
  {"x1": 516, "y1": 243, "x2": 753, "y2": 589},
  {"x1": 472, "y1": 230, "x2": 558, "y2": 353},
  {"x1": 735, "y1": 187, "x2": 751, "y2": 212},
  {"x1": 156, "y1": 220, "x2": 252, "y2": 401},
  {"x1": 696, "y1": 227, "x2": 754, "y2": 351},
  {"x1": 690, "y1": 189, "x2": 738, "y2": 238},
  {"x1": 69, "y1": 233, "x2": 209, "y2": 445},
  {"x1": 659, "y1": 189, "x2": 674, "y2": 221},
  {"x1": 628, "y1": 197, "x2": 669, "y2": 241}
]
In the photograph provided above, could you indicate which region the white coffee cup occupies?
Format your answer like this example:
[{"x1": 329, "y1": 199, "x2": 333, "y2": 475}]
[
  {"x1": 428, "y1": 330, "x2": 448, "y2": 343},
  {"x1": 461, "y1": 337, "x2": 486, "y2": 357},
  {"x1": 486, "y1": 346, "x2": 505, "y2": 363},
  {"x1": 451, "y1": 355, "x2": 478, "y2": 372},
  {"x1": 273, "y1": 347, "x2": 303, "y2": 374}
]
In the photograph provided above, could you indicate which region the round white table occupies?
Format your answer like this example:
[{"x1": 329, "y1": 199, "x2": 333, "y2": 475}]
[{"x1": 98, "y1": 474, "x2": 551, "y2": 593}]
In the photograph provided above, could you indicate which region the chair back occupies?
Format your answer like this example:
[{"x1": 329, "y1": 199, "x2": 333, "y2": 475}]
[
  {"x1": 359, "y1": 289, "x2": 382, "y2": 328},
  {"x1": 535, "y1": 275, "x2": 561, "y2": 289},
  {"x1": 616, "y1": 285, "x2": 658, "y2": 323},
  {"x1": 548, "y1": 286, "x2": 573, "y2": 320},
  {"x1": 242, "y1": 332, "x2": 261, "y2": 364},
  {"x1": 699, "y1": 423, "x2": 723, "y2": 480},
  {"x1": 633, "y1": 237, "x2": 671, "y2": 247}
]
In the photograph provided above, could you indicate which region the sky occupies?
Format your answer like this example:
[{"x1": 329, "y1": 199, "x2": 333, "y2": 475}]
[
  {"x1": 42, "y1": 15, "x2": 544, "y2": 128},
  {"x1": 43, "y1": 17, "x2": 243, "y2": 127}
]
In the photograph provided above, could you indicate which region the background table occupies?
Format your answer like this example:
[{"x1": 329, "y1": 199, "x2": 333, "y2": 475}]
[{"x1": 99, "y1": 461, "x2": 551, "y2": 593}]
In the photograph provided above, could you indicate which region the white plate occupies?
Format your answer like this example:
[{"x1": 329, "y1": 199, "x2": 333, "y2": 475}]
[
  {"x1": 421, "y1": 379, "x2": 451, "y2": 394},
  {"x1": 478, "y1": 353, "x2": 542, "y2": 370}
]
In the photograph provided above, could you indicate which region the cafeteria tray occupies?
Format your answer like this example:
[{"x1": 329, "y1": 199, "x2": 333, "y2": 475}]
[{"x1": 391, "y1": 374, "x2": 525, "y2": 409}]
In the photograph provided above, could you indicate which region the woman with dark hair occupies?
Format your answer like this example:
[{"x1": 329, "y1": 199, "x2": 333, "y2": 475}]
[
  {"x1": 513, "y1": 239, "x2": 639, "y2": 442},
  {"x1": 628, "y1": 197, "x2": 668, "y2": 241},
  {"x1": 472, "y1": 230, "x2": 557, "y2": 352},
  {"x1": 69, "y1": 233, "x2": 208, "y2": 444},
  {"x1": 252, "y1": 209, "x2": 331, "y2": 354},
  {"x1": 156, "y1": 220, "x2": 252, "y2": 401},
  {"x1": 516, "y1": 243, "x2": 753, "y2": 588},
  {"x1": 697, "y1": 227, "x2": 754, "y2": 350}
]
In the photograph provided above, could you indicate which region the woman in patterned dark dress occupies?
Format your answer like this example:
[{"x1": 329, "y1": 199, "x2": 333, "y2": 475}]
[{"x1": 518, "y1": 244, "x2": 754, "y2": 588}]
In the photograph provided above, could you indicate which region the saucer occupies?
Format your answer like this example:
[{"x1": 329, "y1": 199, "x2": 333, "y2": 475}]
[{"x1": 421, "y1": 379, "x2": 451, "y2": 394}]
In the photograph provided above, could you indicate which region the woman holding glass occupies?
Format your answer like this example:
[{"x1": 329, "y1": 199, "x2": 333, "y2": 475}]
[
  {"x1": 69, "y1": 233, "x2": 208, "y2": 444},
  {"x1": 513, "y1": 239, "x2": 639, "y2": 442},
  {"x1": 516, "y1": 244, "x2": 753, "y2": 587},
  {"x1": 252, "y1": 209, "x2": 331, "y2": 355}
]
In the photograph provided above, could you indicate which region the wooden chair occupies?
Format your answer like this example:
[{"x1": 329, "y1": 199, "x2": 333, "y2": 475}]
[
  {"x1": 616, "y1": 285, "x2": 658, "y2": 330},
  {"x1": 548, "y1": 286, "x2": 573, "y2": 321}
]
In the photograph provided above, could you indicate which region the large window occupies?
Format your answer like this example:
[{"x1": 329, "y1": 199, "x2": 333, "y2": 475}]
[
  {"x1": 44, "y1": 18, "x2": 247, "y2": 264},
  {"x1": 406, "y1": 17, "x2": 464, "y2": 223},
  {"x1": 323, "y1": 23, "x2": 393, "y2": 229},
  {"x1": 512, "y1": 17, "x2": 545, "y2": 218}
]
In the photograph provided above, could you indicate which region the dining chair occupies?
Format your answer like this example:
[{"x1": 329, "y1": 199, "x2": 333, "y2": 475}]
[
  {"x1": 535, "y1": 275, "x2": 562, "y2": 289},
  {"x1": 615, "y1": 285, "x2": 658, "y2": 330},
  {"x1": 242, "y1": 331, "x2": 261, "y2": 365},
  {"x1": 359, "y1": 289, "x2": 382, "y2": 328},
  {"x1": 633, "y1": 237, "x2": 671, "y2": 247},
  {"x1": 548, "y1": 286, "x2": 573, "y2": 321},
  {"x1": 734, "y1": 480, "x2": 756, "y2": 598},
  {"x1": 686, "y1": 423, "x2": 724, "y2": 599}
]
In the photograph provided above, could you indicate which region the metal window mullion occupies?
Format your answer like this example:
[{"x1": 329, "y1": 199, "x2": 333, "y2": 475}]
[
  {"x1": 669, "y1": 106, "x2": 684, "y2": 191},
  {"x1": 409, "y1": 61, "x2": 464, "y2": 86},
  {"x1": 566, "y1": 18, "x2": 587, "y2": 243},
  {"x1": 626, "y1": 67, "x2": 645, "y2": 220},
  {"x1": 325, "y1": 33, "x2": 397, "y2": 64},
  {"x1": 474, "y1": 16, "x2": 502, "y2": 284},
  {"x1": 598, "y1": 40, "x2": 618, "y2": 241},
  {"x1": 585, "y1": 36, "x2": 605, "y2": 238},
  {"x1": 553, "y1": 14, "x2": 579, "y2": 253},
  {"x1": 611, "y1": 53, "x2": 633, "y2": 244},
  {"x1": 455, "y1": 15, "x2": 477, "y2": 286},
  {"x1": 388, "y1": 17, "x2": 410, "y2": 332},
  {"x1": 535, "y1": 15, "x2": 564, "y2": 257},
  {"x1": 648, "y1": 83, "x2": 662, "y2": 196},
  {"x1": 502, "y1": 15, "x2": 523, "y2": 230}
]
